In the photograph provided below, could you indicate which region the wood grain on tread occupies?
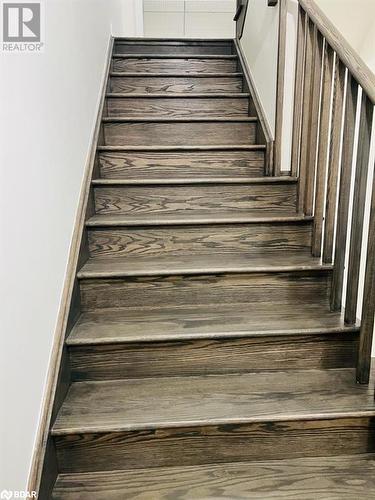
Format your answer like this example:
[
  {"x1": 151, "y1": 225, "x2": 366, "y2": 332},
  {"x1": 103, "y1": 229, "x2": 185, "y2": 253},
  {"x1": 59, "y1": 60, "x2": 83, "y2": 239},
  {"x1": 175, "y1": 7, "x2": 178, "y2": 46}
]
[
  {"x1": 87, "y1": 221, "x2": 312, "y2": 259},
  {"x1": 98, "y1": 145, "x2": 266, "y2": 152},
  {"x1": 77, "y1": 251, "x2": 329, "y2": 278},
  {"x1": 113, "y1": 42, "x2": 233, "y2": 55},
  {"x1": 102, "y1": 121, "x2": 257, "y2": 147},
  {"x1": 52, "y1": 454, "x2": 375, "y2": 500},
  {"x1": 68, "y1": 302, "x2": 358, "y2": 345},
  {"x1": 86, "y1": 212, "x2": 311, "y2": 227},
  {"x1": 112, "y1": 54, "x2": 238, "y2": 59},
  {"x1": 92, "y1": 177, "x2": 291, "y2": 185},
  {"x1": 106, "y1": 92, "x2": 250, "y2": 98},
  {"x1": 112, "y1": 57, "x2": 238, "y2": 73},
  {"x1": 109, "y1": 75, "x2": 243, "y2": 94},
  {"x1": 98, "y1": 150, "x2": 265, "y2": 179},
  {"x1": 93, "y1": 183, "x2": 296, "y2": 216},
  {"x1": 105, "y1": 97, "x2": 250, "y2": 118},
  {"x1": 78, "y1": 271, "x2": 332, "y2": 311},
  {"x1": 53, "y1": 368, "x2": 375, "y2": 435}
]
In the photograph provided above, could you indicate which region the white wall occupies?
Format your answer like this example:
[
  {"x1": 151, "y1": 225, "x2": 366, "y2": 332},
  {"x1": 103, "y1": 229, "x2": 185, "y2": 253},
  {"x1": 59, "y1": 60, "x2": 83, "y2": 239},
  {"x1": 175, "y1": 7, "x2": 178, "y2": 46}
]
[
  {"x1": 239, "y1": 0, "x2": 280, "y2": 135},
  {"x1": 0, "y1": 0, "x2": 142, "y2": 492},
  {"x1": 144, "y1": 0, "x2": 235, "y2": 38},
  {"x1": 315, "y1": 0, "x2": 375, "y2": 73}
]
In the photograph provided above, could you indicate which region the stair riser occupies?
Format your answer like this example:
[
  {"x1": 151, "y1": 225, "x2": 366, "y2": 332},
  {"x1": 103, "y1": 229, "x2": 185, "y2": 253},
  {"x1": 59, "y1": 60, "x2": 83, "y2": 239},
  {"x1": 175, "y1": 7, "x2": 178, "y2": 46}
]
[
  {"x1": 69, "y1": 334, "x2": 358, "y2": 381},
  {"x1": 102, "y1": 121, "x2": 257, "y2": 147},
  {"x1": 106, "y1": 97, "x2": 250, "y2": 118},
  {"x1": 98, "y1": 150, "x2": 265, "y2": 179},
  {"x1": 54, "y1": 417, "x2": 375, "y2": 473},
  {"x1": 113, "y1": 43, "x2": 233, "y2": 55},
  {"x1": 79, "y1": 272, "x2": 331, "y2": 311},
  {"x1": 93, "y1": 183, "x2": 296, "y2": 216},
  {"x1": 87, "y1": 222, "x2": 312, "y2": 259},
  {"x1": 112, "y1": 58, "x2": 238, "y2": 73},
  {"x1": 109, "y1": 76, "x2": 243, "y2": 94}
]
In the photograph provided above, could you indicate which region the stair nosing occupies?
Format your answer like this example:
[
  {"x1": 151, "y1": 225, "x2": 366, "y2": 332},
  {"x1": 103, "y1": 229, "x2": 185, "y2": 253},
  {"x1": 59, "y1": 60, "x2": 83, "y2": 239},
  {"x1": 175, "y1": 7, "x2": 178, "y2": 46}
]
[
  {"x1": 86, "y1": 214, "x2": 313, "y2": 227},
  {"x1": 91, "y1": 177, "x2": 297, "y2": 186},
  {"x1": 105, "y1": 92, "x2": 250, "y2": 98},
  {"x1": 97, "y1": 145, "x2": 266, "y2": 152},
  {"x1": 52, "y1": 411, "x2": 375, "y2": 436},
  {"x1": 76, "y1": 262, "x2": 333, "y2": 280},
  {"x1": 66, "y1": 325, "x2": 360, "y2": 347},
  {"x1": 114, "y1": 37, "x2": 234, "y2": 42},
  {"x1": 112, "y1": 54, "x2": 238, "y2": 59},
  {"x1": 109, "y1": 72, "x2": 243, "y2": 77},
  {"x1": 101, "y1": 116, "x2": 258, "y2": 123}
]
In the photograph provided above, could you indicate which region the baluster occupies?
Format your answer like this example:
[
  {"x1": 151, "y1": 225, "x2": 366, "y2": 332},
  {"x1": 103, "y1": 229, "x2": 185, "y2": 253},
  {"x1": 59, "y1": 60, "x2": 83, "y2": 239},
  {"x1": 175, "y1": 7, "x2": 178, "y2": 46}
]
[
  {"x1": 312, "y1": 44, "x2": 334, "y2": 256},
  {"x1": 297, "y1": 16, "x2": 314, "y2": 212},
  {"x1": 304, "y1": 28, "x2": 324, "y2": 215},
  {"x1": 345, "y1": 94, "x2": 374, "y2": 324},
  {"x1": 331, "y1": 74, "x2": 359, "y2": 310},
  {"x1": 274, "y1": 0, "x2": 287, "y2": 175},
  {"x1": 322, "y1": 58, "x2": 346, "y2": 263},
  {"x1": 357, "y1": 162, "x2": 375, "y2": 384},
  {"x1": 291, "y1": 6, "x2": 306, "y2": 177}
]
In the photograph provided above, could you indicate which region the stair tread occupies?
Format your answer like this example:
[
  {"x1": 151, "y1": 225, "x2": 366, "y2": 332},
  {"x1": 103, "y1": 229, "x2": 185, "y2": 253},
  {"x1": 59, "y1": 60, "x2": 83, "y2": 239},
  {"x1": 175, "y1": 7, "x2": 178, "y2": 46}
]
[
  {"x1": 52, "y1": 368, "x2": 375, "y2": 435},
  {"x1": 110, "y1": 72, "x2": 243, "y2": 77},
  {"x1": 86, "y1": 211, "x2": 311, "y2": 227},
  {"x1": 112, "y1": 54, "x2": 237, "y2": 59},
  {"x1": 52, "y1": 454, "x2": 375, "y2": 499},
  {"x1": 77, "y1": 250, "x2": 330, "y2": 279},
  {"x1": 106, "y1": 92, "x2": 250, "y2": 98},
  {"x1": 67, "y1": 301, "x2": 358, "y2": 346},
  {"x1": 97, "y1": 145, "x2": 266, "y2": 151},
  {"x1": 91, "y1": 176, "x2": 297, "y2": 186},
  {"x1": 102, "y1": 116, "x2": 258, "y2": 123}
]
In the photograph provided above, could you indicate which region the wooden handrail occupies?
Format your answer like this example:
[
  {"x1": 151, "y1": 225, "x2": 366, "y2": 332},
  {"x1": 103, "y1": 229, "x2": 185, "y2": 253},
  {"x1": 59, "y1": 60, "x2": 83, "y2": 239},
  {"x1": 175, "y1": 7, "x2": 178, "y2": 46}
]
[
  {"x1": 299, "y1": 0, "x2": 375, "y2": 104},
  {"x1": 233, "y1": 4, "x2": 243, "y2": 21}
]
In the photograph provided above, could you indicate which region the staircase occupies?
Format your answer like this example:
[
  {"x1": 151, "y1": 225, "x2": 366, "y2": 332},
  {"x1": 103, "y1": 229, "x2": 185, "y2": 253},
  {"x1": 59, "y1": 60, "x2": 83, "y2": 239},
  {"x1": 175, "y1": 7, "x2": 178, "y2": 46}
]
[{"x1": 49, "y1": 39, "x2": 375, "y2": 498}]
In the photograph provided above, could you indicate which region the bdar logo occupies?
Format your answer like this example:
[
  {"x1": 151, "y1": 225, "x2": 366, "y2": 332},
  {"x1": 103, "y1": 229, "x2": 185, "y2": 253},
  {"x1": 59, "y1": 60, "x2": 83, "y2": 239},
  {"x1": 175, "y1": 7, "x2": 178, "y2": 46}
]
[{"x1": 1, "y1": 491, "x2": 12, "y2": 500}]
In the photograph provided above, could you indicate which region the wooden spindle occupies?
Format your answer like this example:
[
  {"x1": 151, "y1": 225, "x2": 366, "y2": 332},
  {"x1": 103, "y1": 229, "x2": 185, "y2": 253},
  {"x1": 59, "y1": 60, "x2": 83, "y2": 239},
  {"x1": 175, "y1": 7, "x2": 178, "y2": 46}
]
[
  {"x1": 291, "y1": 7, "x2": 306, "y2": 177},
  {"x1": 357, "y1": 162, "x2": 375, "y2": 384},
  {"x1": 322, "y1": 58, "x2": 346, "y2": 263},
  {"x1": 311, "y1": 43, "x2": 334, "y2": 256},
  {"x1": 331, "y1": 74, "x2": 359, "y2": 310},
  {"x1": 304, "y1": 28, "x2": 324, "y2": 215},
  {"x1": 345, "y1": 94, "x2": 374, "y2": 324},
  {"x1": 274, "y1": 0, "x2": 287, "y2": 176},
  {"x1": 297, "y1": 16, "x2": 314, "y2": 212}
]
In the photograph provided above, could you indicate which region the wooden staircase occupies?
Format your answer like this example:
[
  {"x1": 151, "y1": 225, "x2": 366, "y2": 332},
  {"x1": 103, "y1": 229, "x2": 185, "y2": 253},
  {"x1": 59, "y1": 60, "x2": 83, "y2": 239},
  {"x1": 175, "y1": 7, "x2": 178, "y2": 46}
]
[{"x1": 44, "y1": 39, "x2": 375, "y2": 498}]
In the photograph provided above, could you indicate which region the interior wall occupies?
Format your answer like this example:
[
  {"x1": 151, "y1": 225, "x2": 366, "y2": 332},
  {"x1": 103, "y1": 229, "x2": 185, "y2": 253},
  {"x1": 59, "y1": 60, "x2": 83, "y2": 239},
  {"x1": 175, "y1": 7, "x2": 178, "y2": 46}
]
[
  {"x1": 0, "y1": 0, "x2": 141, "y2": 492},
  {"x1": 314, "y1": 0, "x2": 375, "y2": 73},
  {"x1": 143, "y1": 0, "x2": 235, "y2": 38},
  {"x1": 239, "y1": 0, "x2": 280, "y2": 136}
]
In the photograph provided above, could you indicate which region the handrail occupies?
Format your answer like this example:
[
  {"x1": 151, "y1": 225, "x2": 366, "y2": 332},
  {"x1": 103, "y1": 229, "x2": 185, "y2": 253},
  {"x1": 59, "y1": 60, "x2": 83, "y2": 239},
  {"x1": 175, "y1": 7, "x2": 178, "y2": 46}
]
[
  {"x1": 234, "y1": 0, "x2": 249, "y2": 39},
  {"x1": 299, "y1": 0, "x2": 375, "y2": 104},
  {"x1": 233, "y1": 4, "x2": 243, "y2": 21}
]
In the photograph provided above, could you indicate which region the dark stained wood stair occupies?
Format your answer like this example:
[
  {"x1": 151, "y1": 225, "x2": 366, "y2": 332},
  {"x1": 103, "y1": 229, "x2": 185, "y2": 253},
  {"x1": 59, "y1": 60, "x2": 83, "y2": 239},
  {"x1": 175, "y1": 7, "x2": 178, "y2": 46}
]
[{"x1": 47, "y1": 38, "x2": 375, "y2": 499}]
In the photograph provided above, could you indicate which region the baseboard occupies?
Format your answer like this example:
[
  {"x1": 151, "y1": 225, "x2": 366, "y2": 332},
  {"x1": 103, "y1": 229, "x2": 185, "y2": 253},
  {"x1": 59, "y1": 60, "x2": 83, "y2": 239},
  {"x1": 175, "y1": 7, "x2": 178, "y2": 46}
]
[
  {"x1": 27, "y1": 35, "x2": 114, "y2": 499},
  {"x1": 234, "y1": 38, "x2": 275, "y2": 175}
]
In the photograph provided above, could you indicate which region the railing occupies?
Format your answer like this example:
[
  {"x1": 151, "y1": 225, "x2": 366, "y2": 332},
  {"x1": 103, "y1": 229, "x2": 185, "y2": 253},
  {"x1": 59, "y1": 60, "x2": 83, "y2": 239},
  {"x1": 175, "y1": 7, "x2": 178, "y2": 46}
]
[
  {"x1": 234, "y1": 0, "x2": 249, "y2": 39},
  {"x1": 276, "y1": 0, "x2": 375, "y2": 384}
]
